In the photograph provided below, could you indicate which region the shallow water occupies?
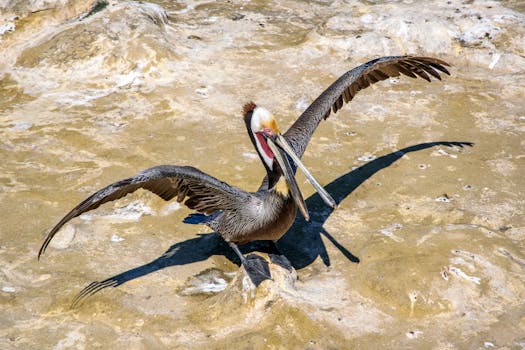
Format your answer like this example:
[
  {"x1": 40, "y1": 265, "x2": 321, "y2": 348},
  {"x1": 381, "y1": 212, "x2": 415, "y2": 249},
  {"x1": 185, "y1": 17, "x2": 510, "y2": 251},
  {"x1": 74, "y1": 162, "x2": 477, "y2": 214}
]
[{"x1": 1, "y1": 0, "x2": 524, "y2": 348}]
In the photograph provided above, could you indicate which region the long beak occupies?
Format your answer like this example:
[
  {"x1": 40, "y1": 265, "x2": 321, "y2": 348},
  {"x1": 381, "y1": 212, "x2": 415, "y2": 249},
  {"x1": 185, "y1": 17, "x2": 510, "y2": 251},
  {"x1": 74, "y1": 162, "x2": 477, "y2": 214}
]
[
  {"x1": 274, "y1": 134, "x2": 337, "y2": 209},
  {"x1": 266, "y1": 138, "x2": 310, "y2": 221}
]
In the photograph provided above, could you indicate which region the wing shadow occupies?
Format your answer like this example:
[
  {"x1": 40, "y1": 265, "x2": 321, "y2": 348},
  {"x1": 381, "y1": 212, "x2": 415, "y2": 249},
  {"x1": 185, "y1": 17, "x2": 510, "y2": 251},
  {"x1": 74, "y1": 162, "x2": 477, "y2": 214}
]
[
  {"x1": 277, "y1": 141, "x2": 473, "y2": 268},
  {"x1": 72, "y1": 141, "x2": 473, "y2": 305}
]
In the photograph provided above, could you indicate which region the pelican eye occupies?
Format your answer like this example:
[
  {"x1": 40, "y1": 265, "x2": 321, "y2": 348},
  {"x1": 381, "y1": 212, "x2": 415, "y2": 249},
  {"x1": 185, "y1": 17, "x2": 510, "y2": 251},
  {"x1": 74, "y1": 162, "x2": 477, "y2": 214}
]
[{"x1": 261, "y1": 127, "x2": 275, "y2": 137}]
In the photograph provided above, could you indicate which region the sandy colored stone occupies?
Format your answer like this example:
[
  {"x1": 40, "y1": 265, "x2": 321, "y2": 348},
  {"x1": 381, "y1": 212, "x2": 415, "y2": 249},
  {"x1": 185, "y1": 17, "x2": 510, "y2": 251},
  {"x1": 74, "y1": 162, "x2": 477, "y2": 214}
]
[{"x1": 1, "y1": 0, "x2": 524, "y2": 349}]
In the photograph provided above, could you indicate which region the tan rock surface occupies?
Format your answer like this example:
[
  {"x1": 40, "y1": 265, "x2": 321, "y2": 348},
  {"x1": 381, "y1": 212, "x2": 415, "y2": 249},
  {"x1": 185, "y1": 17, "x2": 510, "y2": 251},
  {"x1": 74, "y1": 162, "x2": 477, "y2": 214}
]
[{"x1": 1, "y1": 0, "x2": 524, "y2": 348}]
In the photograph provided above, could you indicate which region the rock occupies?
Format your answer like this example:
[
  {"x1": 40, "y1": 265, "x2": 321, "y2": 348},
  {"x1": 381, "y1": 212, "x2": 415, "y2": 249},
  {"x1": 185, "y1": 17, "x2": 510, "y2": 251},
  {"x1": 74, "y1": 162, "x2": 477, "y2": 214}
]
[{"x1": 1, "y1": 0, "x2": 524, "y2": 348}]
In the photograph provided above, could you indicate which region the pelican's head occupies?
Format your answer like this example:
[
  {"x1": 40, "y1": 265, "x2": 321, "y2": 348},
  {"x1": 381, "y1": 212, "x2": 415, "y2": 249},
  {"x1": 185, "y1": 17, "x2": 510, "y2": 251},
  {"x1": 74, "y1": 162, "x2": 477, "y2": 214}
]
[
  {"x1": 242, "y1": 102, "x2": 337, "y2": 221},
  {"x1": 243, "y1": 102, "x2": 281, "y2": 171}
]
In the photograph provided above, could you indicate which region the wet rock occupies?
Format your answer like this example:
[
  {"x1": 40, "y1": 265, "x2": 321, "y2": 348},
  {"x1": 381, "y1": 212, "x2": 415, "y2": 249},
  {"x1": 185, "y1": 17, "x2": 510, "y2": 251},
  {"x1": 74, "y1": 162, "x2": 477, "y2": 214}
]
[
  {"x1": 187, "y1": 256, "x2": 299, "y2": 334},
  {"x1": 318, "y1": 1, "x2": 525, "y2": 72},
  {"x1": 0, "y1": 0, "x2": 98, "y2": 66},
  {"x1": 1, "y1": 0, "x2": 525, "y2": 348}
]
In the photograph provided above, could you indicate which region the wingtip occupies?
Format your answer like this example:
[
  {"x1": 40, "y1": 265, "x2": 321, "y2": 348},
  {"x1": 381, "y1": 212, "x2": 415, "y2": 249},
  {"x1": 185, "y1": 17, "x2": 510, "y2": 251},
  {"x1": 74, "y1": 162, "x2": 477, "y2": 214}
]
[
  {"x1": 37, "y1": 245, "x2": 45, "y2": 261},
  {"x1": 37, "y1": 234, "x2": 52, "y2": 260},
  {"x1": 438, "y1": 64, "x2": 451, "y2": 76}
]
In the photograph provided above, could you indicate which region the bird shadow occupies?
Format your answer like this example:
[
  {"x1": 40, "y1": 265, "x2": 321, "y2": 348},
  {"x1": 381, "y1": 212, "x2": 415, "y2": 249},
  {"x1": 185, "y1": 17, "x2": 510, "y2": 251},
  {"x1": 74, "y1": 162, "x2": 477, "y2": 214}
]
[{"x1": 72, "y1": 141, "x2": 473, "y2": 305}]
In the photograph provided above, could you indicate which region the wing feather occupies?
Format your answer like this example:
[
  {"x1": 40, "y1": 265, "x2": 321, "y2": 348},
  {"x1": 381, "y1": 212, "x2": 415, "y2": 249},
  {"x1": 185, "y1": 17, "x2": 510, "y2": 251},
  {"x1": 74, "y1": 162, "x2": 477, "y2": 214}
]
[
  {"x1": 284, "y1": 55, "x2": 450, "y2": 158},
  {"x1": 38, "y1": 165, "x2": 250, "y2": 258}
]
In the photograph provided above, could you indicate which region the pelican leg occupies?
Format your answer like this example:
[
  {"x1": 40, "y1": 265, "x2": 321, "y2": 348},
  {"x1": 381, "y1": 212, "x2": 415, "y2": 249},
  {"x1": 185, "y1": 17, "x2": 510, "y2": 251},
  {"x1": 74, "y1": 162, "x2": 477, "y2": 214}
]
[
  {"x1": 228, "y1": 242, "x2": 271, "y2": 286},
  {"x1": 269, "y1": 241, "x2": 294, "y2": 272}
]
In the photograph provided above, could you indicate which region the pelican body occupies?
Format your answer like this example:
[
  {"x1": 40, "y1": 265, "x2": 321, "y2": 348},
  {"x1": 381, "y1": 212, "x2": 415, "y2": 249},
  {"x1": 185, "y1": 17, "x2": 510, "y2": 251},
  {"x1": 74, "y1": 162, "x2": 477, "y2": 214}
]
[
  {"x1": 198, "y1": 102, "x2": 324, "y2": 246},
  {"x1": 38, "y1": 56, "x2": 450, "y2": 288}
]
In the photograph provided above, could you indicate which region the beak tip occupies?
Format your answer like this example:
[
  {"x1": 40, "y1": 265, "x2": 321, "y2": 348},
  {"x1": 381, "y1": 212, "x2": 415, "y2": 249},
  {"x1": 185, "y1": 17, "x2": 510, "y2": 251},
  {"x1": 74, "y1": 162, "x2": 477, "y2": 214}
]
[{"x1": 300, "y1": 209, "x2": 310, "y2": 222}]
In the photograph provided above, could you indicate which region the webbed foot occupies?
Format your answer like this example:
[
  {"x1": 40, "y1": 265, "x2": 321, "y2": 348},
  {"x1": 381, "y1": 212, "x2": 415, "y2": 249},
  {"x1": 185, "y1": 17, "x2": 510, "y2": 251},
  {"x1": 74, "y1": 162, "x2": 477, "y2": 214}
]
[
  {"x1": 243, "y1": 253, "x2": 272, "y2": 286},
  {"x1": 268, "y1": 253, "x2": 294, "y2": 272}
]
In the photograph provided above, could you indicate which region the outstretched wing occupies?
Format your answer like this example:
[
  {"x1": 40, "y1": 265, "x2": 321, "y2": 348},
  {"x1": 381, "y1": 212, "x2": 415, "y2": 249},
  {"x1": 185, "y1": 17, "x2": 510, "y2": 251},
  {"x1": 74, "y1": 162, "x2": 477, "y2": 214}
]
[
  {"x1": 283, "y1": 55, "x2": 450, "y2": 158},
  {"x1": 38, "y1": 165, "x2": 251, "y2": 258}
]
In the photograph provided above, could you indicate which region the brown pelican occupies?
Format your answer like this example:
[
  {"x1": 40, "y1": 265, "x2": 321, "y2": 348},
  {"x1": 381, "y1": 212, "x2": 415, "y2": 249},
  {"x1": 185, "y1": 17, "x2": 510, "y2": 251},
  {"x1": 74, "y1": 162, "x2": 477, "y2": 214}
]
[{"x1": 38, "y1": 55, "x2": 450, "y2": 285}]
